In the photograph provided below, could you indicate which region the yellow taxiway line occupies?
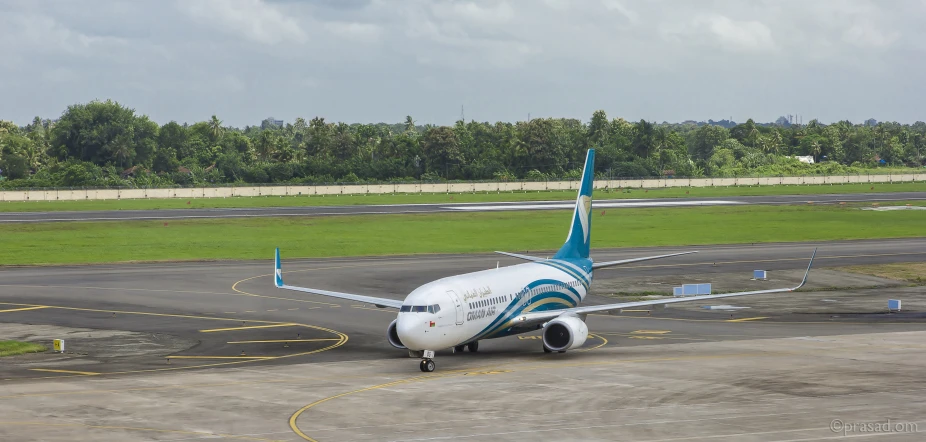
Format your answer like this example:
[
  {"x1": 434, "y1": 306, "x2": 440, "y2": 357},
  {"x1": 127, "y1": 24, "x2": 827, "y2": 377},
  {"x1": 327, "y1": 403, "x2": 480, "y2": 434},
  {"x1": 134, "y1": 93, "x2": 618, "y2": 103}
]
[
  {"x1": 0, "y1": 306, "x2": 48, "y2": 313},
  {"x1": 165, "y1": 356, "x2": 273, "y2": 360},
  {"x1": 227, "y1": 339, "x2": 341, "y2": 344},
  {"x1": 199, "y1": 323, "x2": 298, "y2": 333},
  {"x1": 28, "y1": 368, "x2": 100, "y2": 376},
  {"x1": 727, "y1": 316, "x2": 770, "y2": 322}
]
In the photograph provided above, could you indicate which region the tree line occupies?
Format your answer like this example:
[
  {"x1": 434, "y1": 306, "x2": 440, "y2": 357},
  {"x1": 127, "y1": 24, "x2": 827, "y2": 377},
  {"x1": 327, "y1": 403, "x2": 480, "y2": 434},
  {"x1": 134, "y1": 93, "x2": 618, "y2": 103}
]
[{"x1": 1, "y1": 100, "x2": 924, "y2": 189}]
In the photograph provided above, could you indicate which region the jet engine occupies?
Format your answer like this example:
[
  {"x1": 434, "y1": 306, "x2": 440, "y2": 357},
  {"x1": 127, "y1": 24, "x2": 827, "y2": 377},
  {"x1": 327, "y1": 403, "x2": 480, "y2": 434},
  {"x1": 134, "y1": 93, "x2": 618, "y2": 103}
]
[
  {"x1": 386, "y1": 319, "x2": 406, "y2": 349},
  {"x1": 542, "y1": 315, "x2": 588, "y2": 352}
]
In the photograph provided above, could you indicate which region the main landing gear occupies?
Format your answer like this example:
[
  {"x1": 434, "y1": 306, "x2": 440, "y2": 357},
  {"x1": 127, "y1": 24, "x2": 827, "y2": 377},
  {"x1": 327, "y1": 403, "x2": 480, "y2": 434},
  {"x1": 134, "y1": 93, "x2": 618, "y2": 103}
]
[{"x1": 453, "y1": 341, "x2": 479, "y2": 354}]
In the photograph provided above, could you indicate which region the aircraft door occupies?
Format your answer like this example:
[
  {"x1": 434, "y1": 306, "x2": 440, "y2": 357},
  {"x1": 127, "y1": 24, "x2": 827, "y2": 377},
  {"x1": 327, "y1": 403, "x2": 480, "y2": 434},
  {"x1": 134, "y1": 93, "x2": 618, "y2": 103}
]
[{"x1": 446, "y1": 290, "x2": 464, "y2": 325}]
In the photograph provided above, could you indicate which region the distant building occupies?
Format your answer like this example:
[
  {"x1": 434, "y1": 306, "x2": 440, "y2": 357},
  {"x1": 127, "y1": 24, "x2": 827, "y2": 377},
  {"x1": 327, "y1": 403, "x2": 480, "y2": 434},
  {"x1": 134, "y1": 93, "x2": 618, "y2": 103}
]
[
  {"x1": 261, "y1": 117, "x2": 284, "y2": 129},
  {"x1": 791, "y1": 156, "x2": 815, "y2": 164}
]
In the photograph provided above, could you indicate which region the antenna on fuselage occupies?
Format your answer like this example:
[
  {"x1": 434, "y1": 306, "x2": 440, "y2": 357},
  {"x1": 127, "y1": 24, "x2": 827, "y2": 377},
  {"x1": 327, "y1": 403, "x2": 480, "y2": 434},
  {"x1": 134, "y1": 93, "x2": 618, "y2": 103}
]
[{"x1": 497, "y1": 261, "x2": 499, "y2": 269}]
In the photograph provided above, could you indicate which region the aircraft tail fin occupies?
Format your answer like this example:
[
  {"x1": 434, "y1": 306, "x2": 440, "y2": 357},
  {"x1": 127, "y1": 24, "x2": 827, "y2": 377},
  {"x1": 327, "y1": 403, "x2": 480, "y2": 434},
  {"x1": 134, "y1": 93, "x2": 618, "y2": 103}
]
[
  {"x1": 274, "y1": 248, "x2": 284, "y2": 288},
  {"x1": 554, "y1": 149, "x2": 595, "y2": 260}
]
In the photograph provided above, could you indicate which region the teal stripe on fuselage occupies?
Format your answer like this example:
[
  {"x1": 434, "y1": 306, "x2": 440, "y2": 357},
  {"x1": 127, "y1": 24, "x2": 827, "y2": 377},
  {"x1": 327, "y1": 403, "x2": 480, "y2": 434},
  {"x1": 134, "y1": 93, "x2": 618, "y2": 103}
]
[
  {"x1": 478, "y1": 292, "x2": 575, "y2": 339},
  {"x1": 469, "y1": 283, "x2": 579, "y2": 342},
  {"x1": 537, "y1": 261, "x2": 590, "y2": 290},
  {"x1": 476, "y1": 280, "x2": 578, "y2": 340}
]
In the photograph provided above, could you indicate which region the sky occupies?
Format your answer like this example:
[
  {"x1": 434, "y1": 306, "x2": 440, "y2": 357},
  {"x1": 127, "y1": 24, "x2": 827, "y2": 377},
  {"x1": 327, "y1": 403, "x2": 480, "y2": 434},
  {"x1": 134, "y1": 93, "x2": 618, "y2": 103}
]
[{"x1": 2, "y1": 0, "x2": 925, "y2": 127}]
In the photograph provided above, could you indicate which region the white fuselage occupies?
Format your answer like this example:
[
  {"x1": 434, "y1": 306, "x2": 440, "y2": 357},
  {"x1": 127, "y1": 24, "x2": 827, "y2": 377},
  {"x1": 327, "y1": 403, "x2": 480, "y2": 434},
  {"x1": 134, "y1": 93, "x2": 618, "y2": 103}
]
[{"x1": 395, "y1": 259, "x2": 592, "y2": 351}]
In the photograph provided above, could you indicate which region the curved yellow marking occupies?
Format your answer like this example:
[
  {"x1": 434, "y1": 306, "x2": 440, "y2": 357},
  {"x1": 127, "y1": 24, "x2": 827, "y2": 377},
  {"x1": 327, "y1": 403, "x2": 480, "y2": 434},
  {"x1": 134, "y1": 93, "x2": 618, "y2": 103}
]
[
  {"x1": 0, "y1": 302, "x2": 348, "y2": 380},
  {"x1": 577, "y1": 333, "x2": 608, "y2": 352},
  {"x1": 0, "y1": 262, "x2": 364, "y2": 379},
  {"x1": 288, "y1": 351, "x2": 776, "y2": 441},
  {"x1": 288, "y1": 369, "x2": 479, "y2": 442}
]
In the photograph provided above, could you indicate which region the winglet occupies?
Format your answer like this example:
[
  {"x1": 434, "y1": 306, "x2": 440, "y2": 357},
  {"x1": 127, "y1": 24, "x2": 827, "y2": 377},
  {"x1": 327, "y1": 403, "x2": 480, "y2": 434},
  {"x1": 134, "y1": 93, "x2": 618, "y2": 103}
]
[
  {"x1": 274, "y1": 248, "x2": 284, "y2": 288},
  {"x1": 793, "y1": 248, "x2": 817, "y2": 290}
]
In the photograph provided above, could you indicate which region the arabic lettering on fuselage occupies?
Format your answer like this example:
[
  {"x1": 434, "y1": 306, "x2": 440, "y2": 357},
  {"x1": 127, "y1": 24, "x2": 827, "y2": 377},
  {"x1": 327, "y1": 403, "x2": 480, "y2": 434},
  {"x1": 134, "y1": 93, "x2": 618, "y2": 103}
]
[
  {"x1": 467, "y1": 305, "x2": 497, "y2": 321},
  {"x1": 461, "y1": 285, "x2": 493, "y2": 302}
]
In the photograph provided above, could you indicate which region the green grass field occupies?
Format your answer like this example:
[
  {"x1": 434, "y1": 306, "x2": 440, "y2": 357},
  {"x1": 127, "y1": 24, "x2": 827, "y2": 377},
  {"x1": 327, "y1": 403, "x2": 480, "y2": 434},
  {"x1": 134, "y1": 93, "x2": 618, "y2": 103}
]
[
  {"x1": 1, "y1": 181, "x2": 924, "y2": 212},
  {"x1": 0, "y1": 341, "x2": 47, "y2": 357},
  {"x1": 2, "y1": 202, "x2": 924, "y2": 266}
]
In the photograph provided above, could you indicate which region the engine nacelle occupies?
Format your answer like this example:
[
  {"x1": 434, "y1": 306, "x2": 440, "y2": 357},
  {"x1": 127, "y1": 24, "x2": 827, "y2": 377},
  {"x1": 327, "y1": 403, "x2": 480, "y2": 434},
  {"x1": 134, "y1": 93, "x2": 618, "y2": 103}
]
[
  {"x1": 386, "y1": 319, "x2": 406, "y2": 349},
  {"x1": 542, "y1": 315, "x2": 588, "y2": 352}
]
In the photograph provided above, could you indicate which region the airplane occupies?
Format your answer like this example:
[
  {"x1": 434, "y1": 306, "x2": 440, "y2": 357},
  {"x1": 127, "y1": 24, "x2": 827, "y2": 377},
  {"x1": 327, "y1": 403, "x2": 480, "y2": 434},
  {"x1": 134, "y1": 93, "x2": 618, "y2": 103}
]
[{"x1": 274, "y1": 149, "x2": 816, "y2": 372}]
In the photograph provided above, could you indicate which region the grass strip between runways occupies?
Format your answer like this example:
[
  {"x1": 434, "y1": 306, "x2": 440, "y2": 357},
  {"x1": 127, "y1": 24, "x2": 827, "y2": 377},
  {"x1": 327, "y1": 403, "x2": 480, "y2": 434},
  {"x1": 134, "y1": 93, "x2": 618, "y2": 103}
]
[
  {"x1": 2, "y1": 202, "x2": 925, "y2": 266},
  {"x1": 0, "y1": 341, "x2": 47, "y2": 357}
]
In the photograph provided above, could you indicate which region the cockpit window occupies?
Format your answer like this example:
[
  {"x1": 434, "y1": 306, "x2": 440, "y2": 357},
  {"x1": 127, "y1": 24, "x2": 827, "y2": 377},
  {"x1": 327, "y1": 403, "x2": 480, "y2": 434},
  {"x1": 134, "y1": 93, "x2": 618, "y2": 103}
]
[{"x1": 402, "y1": 304, "x2": 441, "y2": 313}]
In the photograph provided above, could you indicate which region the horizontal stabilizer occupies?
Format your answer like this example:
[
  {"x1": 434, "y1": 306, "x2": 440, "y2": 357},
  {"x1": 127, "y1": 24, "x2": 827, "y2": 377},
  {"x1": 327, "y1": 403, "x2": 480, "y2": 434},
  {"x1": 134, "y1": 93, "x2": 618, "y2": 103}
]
[
  {"x1": 494, "y1": 251, "x2": 546, "y2": 262},
  {"x1": 592, "y1": 251, "x2": 697, "y2": 270}
]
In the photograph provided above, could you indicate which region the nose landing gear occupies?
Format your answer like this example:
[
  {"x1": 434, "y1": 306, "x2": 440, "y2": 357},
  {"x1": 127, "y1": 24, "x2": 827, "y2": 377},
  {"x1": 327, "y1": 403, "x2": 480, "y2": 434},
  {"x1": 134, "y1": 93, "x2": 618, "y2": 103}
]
[
  {"x1": 419, "y1": 359, "x2": 436, "y2": 372},
  {"x1": 419, "y1": 349, "x2": 436, "y2": 372}
]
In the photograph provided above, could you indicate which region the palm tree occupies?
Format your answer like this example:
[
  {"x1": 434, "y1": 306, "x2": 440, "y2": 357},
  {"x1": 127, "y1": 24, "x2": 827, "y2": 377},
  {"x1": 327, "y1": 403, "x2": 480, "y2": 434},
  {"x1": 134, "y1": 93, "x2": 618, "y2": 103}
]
[
  {"x1": 811, "y1": 140, "x2": 822, "y2": 162},
  {"x1": 255, "y1": 131, "x2": 275, "y2": 161},
  {"x1": 208, "y1": 115, "x2": 223, "y2": 141},
  {"x1": 111, "y1": 140, "x2": 133, "y2": 169},
  {"x1": 404, "y1": 116, "x2": 416, "y2": 134}
]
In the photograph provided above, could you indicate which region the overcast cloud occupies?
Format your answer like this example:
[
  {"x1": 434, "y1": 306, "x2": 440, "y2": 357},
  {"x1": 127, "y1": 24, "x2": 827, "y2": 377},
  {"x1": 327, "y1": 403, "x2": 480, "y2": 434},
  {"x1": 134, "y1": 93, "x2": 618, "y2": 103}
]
[{"x1": 2, "y1": 0, "x2": 924, "y2": 127}]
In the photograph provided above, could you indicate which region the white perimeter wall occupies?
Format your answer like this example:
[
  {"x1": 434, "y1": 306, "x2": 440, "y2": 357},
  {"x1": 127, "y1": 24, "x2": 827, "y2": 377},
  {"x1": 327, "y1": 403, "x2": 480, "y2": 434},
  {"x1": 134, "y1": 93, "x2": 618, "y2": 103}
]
[{"x1": 1, "y1": 173, "x2": 924, "y2": 202}]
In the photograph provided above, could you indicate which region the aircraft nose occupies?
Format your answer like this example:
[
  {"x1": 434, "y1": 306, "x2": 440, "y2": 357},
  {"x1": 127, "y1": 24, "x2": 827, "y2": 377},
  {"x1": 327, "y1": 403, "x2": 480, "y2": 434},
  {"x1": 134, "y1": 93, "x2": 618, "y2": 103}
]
[{"x1": 396, "y1": 315, "x2": 425, "y2": 350}]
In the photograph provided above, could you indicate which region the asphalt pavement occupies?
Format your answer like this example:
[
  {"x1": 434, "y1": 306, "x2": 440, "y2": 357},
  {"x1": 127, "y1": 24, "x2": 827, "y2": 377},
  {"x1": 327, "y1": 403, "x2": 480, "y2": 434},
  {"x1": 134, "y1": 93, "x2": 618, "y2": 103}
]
[
  {"x1": 1, "y1": 238, "x2": 925, "y2": 379},
  {"x1": 2, "y1": 191, "x2": 925, "y2": 222},
  {"x1": 2, "y1": 239, "x2": 926, "y2": 441}
]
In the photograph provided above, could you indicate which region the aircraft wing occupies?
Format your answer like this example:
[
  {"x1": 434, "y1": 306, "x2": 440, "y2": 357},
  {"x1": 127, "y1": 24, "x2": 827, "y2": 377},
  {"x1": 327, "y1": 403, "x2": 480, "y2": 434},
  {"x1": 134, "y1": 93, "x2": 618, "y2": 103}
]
[
  {"x1": 515, "y1": 249, "x2": 816, "y2": 325},
  {"x1": 273, "y1": 249, "x2": 404, "y2": 309}
]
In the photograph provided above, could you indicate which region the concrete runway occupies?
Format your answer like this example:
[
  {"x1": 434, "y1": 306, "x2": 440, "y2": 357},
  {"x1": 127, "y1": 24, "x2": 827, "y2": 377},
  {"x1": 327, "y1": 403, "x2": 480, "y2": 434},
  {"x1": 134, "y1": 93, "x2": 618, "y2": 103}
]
[
  {"x1": 2, "y1": 191, "x2": 925, "y2": 222},
  {"x1": 1, "y1": 239, "x2": 925, "y2": 441}
]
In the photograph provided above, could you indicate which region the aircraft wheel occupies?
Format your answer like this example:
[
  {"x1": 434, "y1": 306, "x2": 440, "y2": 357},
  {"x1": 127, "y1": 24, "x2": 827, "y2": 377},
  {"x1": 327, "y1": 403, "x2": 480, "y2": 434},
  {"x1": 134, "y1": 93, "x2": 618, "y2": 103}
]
[
  {"x1": 467, "y1": 341, "x2": 479, "y2": 352},
  {"x1": 454, "y1": 345, "x2": 465, "y2": 353},
  {"x1": 420, "y1": 359, "x2": 436, "y2": 372}
]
